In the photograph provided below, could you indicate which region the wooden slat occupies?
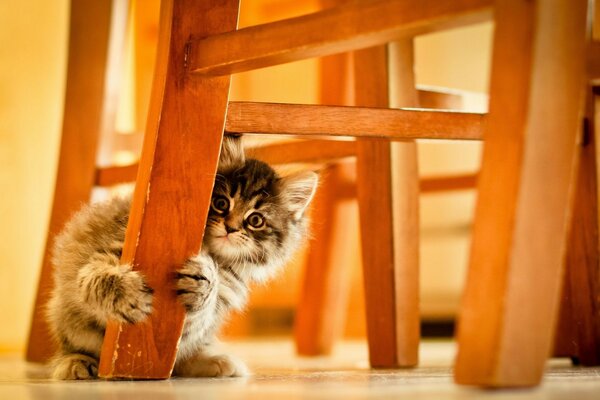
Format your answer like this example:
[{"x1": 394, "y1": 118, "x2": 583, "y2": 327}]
[
  {"x1": 26, "y1": 0, "x2": 128, "y2": 363},
  {"x1": 295, "y1": 13, "x2": 354, "y2": 356},
  {"x1": 590, "y1": 41, "x2": 600, "y2": 81},
  {"x1": 98, "y1": 0, "x2": 240, "y2": 379},
  {"x1": 355, "y1": 40, "x2": 420, "y2": 368},
  {"x1": 226, "y1": 102, "x2": 486, "y2": 140},
  {"x1": 417, "y1": 88, "x2": 464, "y2": 110},
  {"x1": 95, "y1": 139, "x2": 357, "y2": 186},
  {"x1": 553, "y1": 88, "x2": 600, "y2": 365},
  {"x1": 95, "y1": 163, "x2": 139, "y2": 187},
  {"x1": 388, "y1": 39, "x2": 421, "y2": 368},
  {"x1": 295, "y1": 161, "x2": 357, "y2": 356},
  {"x1": 420, "y1": 173, "x2": 477, "y2": 193},
  {"x1": 454, "y1": 0, "x2": 589, "y2": 388},
  {"x1": 246, "y1": 139, "x2": 357, "y2": 165},
  {"x1": 188, "y1": 0, "x2": 493, "y2": 76}
]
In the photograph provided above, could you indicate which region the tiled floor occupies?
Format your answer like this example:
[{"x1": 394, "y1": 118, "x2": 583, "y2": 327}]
[{"x1": 1, "y1": 340, "x2": 599, "y2": 399}]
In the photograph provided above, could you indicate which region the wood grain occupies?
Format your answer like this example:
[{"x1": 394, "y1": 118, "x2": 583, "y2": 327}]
[
  {"x1": 295, "y1": 161, "x2": 357, "y2": 355},
  {"x1": 420, "y1": 173, "x2": 477, "y2": 193},
  {"x1": 246, "y1": 139, "x2": 357, "y2": 165},
  {"x1": 589, "y1": 41, "x2": 600, "y2": 81},
  {"x1": 388, "y1": 39, "x2": 420, "y2": 368},
  {"x1": 355, "y1": 40, "x2": 420, "y2": 368},
  {"x1": 98, "y1": 0, "x2": 239, "y2": 379},
  {"x1": 188, "y1": 0, "x2": 493, "y2": 76},
  {"x1": 553, "y1": 88, "x2": 600, "y2": 366},
  {"x1": 226, "y1": 102, "x2": 485, "y2": 140},
  {"x1": 454, "y1": 0, "x2": 589, "y2": 387},
  {"x1": 295, "y1": 14, "x2": 355, "y2": 356},
  {"x1": 26, "y1": 0, "x2": 128, "y2": 363},
  {"x1": 417, "y1": 88, "x2": 464, "y2": 110}
]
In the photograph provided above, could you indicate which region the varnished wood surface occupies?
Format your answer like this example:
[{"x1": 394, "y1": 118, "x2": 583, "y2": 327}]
[
  {"x1": 387, "y1": 39, "x2": 420, "y2": 368},
  {"x1": 590, "y1": 41, "x2": 600, "y2": 81},
  {"x1": 554, "y1": 89, "x2": 600, "y2": 366},
  {"x1": 98, "y1": 0, "x2": 240, "y2": 379},
  {"x1": 455, "y1": 0, "x2": 589, "y2": 387},
  {"x1": 294, "y1": 19, "x2": 354, "y2": 356},
  {"x1": 294, "y1": 161, "x2": 357, "y2": 355},
  {"x1": 26, "y1": 0, "x2": 128, "y2": 363},
  {"x1": 188, "y1": 0, "x2": 493, "y2": 76},
  {"x1": 417, "y1": 88, "x2": 464, "y2": 110},
  {"x1": 246, "y1": 139, "x2": 357, "y2": 165},
  {"x1": 419, "y1": 173, "x2": 477, "y2": 193},
  {"x1": 226, "y1": 102, "x2": 485, "y2": 140},
  {"x1": 354, "y1": 40, "x2": 420, "y2": 368}
]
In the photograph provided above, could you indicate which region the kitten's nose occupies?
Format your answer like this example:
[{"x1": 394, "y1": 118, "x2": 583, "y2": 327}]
[{"x1": 224, "y1": 224, "x2": 239, "y2": 234}]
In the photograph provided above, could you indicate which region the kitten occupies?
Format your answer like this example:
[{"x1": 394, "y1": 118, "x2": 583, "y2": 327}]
[{"x1": 46, "y1": 136, "x2": 318, "y2": 380}]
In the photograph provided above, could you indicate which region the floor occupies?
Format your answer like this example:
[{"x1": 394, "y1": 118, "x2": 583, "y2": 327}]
[{"x1": 1, "y1": 339, "x2": 599, "y2": 399}]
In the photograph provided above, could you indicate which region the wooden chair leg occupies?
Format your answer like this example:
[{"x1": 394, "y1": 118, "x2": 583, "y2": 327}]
[
  {"x1": 454, "y1": 0, "x2": 589, "y2": 387},
  {"x1": 98, "y1": 0, "x2": 240, "y2": 379},
  {"x1": 26, "y1": 0, "x2": 128, "y2": 363},
  {"x1": 553, "y1": 88, "x2": 600, "y2": 366},
  {"x1": 295, "y1": 161, "x2": 357, "y2": 355},
  {"x1": 355, "y1": 40, "x2": 420, "y2": 368},
  {"x1": 293, "y1": 0, "x2": 354, "y2": 353}
]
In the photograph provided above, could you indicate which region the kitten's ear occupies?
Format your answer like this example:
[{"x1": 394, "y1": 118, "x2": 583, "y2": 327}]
[
  {"x1": 219, "y1": 135, "x2": 245, "y2": 171},
  {"x1": 280, "y1": 170, "x2": 319, "y2": 221}
]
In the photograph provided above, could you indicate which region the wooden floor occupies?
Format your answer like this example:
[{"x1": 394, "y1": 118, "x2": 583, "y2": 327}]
[{"x1": 1, "y1": 339, "x2": 599, "y2": 399}]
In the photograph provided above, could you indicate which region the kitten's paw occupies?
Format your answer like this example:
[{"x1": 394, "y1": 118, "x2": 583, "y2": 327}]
[
  {"x1": 51, "y1": 354, "x2": 98, "y2": 380},
  {"x1": 111, "y1": 268, "x2": 154, "y2": 324},
  {"x1": 176, "y1": 254, "x2": 217, "y2": 312},
  {"x1": 181, "y1": 354, "x2": 249, "y2": 378}
]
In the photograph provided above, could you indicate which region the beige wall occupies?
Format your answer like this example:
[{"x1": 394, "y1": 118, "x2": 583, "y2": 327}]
[
  {"x1": 0, "y1": 0, "x2": 68, "y2": 351},
  {"x1": 0, "y1": 0, "x2": 493, "y2": 352}
]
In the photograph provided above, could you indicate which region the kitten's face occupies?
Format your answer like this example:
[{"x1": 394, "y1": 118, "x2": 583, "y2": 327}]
[
  {"x1": 205, "y1": 159, "x2": 285, "y2": 266},
  {"x1": 203, "y1": 137, "x2": 317, "y2": 281}
]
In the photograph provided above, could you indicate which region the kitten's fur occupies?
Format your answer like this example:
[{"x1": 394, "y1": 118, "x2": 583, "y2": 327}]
[{"x1": 47, "y1": 136, "x2": 318, "y2": 380}]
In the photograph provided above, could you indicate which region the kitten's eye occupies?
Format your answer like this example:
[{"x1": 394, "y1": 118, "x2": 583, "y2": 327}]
[
  {"x1": 246, "y1": 212, "x2": 265, "y2": 229},
  {"x1": 211, "y1": 196, "x2": 230, "y2": 214}
]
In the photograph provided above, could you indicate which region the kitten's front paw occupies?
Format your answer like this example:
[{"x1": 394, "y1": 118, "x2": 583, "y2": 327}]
[
  {"x1": 111, "y1": 268, "x2": 154, "y2": 324},
  {"x1": 176, "y1": 254, "x2": 217, "y2": 312},
  {"x1": 181, "y1": 354, "x2": 249, "y2": 378},
  {"x1": 51, "y1": 353, "x2": 98, "y2": 380}
]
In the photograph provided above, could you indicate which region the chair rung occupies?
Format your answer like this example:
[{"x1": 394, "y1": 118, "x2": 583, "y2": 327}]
[
  {"x1": 420, "y1": 173, "x2": 478, "y2": 193},
  {"x1": 189, "y1": 0, "x2": 493, "y2": 76},
  {"x1": 247, "y1": 139, "x2": 357, "y2": 165},
  {"x1": 226, "y1": 102, "x2": 486, "y2": 140},
  {"x1": 94, "y1": 139, "x2": 357, "y2": 187}
]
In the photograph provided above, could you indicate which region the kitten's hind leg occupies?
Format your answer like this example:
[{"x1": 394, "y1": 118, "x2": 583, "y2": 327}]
[
  {"x1": 174, "y1": 348, "x2": 249, "y2": 378},
  {"x1": 77, "y1": 253, "x2": 154, "y2": 324},
  {"x1": 51, "y1": 353, "x2": 98, "y2": 380}
]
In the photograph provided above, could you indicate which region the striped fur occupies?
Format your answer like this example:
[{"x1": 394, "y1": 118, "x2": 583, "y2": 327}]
[{"x1": 47, "y1": 136, "x2": 318, "y2": 379}]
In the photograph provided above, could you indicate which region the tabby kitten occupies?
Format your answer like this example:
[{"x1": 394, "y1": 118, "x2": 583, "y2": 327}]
[{"x1": 47, "y1": 136, "x2": 318, "y2": 380}]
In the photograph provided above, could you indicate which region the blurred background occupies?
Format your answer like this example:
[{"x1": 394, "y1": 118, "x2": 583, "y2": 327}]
[{"x1": 0, "y1": 0, "x2": 491, "y2": 353}]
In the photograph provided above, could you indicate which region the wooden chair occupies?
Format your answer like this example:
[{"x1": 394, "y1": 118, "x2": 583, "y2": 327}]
[
  {"x1": 27, "y1": 0, "x2": 598, "y2": 389},
  {"x1": 25, "y1": 0, "x2": 477, "y2": 369}
]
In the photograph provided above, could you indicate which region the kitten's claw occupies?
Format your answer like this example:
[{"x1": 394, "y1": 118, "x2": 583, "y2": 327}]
[
  {"x1": 51, "y1": 353, "x2": 99, "y2": 380},
  {"x1": 176, "y1": 254, "x2": 217, "y2": 312},
  {"x1": 111, "y1": 269, "x2": 154, "y2": 324}
]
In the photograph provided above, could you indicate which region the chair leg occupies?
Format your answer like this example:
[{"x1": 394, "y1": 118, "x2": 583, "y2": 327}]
[
  {"x1": 293, "y1": 4, "x2": 354, "y2": 354},
  {"x1": 454, "y1": 0, "x2": 590, "y2": 387},
  {"x1": 26, "y1": 0, "x2": 127, "y2": 363},
  {"x1": 295, "y1": 161, "x2": 356, "y2": 355},
  {"x1": 98, "y1": 0, "x2": 240, "y2": 379},
  {"x1": 354, "y1": 41, "x2": 420, "y2": 368},
  {"x1": 553, "y1": 88, "x2": 600, "y2": 366}
]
